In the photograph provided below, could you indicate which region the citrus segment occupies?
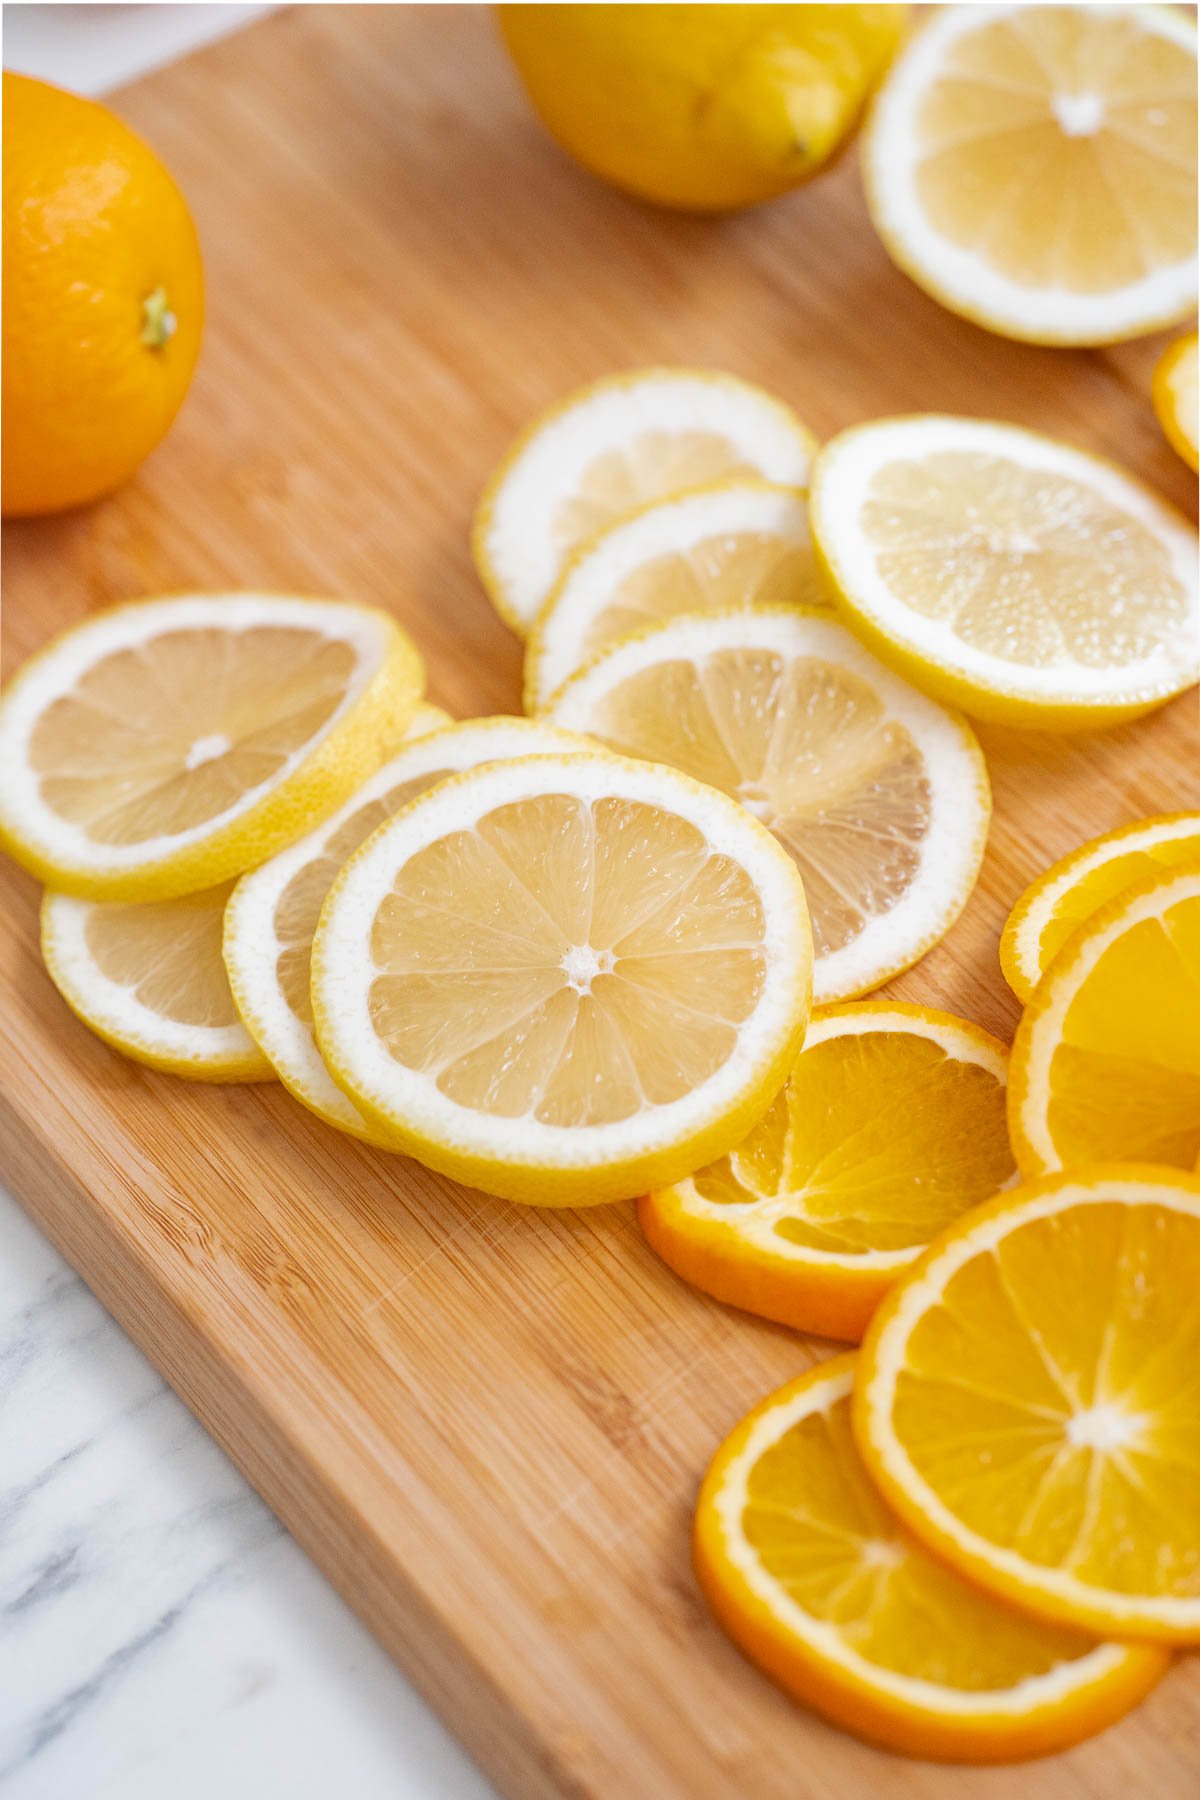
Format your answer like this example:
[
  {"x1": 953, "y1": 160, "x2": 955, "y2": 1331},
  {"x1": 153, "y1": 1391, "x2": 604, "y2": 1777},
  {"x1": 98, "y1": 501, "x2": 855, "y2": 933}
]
[{"x1": 1153, "y1": 331, "x2": 1199, "y2": 472}]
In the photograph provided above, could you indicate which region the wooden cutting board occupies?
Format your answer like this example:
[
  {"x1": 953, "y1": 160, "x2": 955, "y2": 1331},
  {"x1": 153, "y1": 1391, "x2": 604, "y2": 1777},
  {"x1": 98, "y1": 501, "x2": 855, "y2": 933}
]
[{"x1": 3, "y1": 8, "x2": 1198, "y2": 1795}]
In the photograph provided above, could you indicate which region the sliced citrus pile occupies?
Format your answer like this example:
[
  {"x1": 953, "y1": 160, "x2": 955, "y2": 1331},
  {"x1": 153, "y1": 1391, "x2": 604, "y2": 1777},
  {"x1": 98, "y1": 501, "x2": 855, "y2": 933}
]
[
  {"x1": 523, "y1": 480, "x2": 828, "y2": 710},
  {"x1": 0, "y1": 593, "x2": 425, "y2": 899},
  {"x1": 864, "y1": 4, "x2": 1198, "y2": 344},
  {"x1": 41, "y1": 883, "x2": 272, "y2": 1082},
  {"x1": 640, "y1": 1003, "x2": 1012, "y2": 1342},
  {"x1": 855, "y1": 1167, "x2": 1200, "y2": 1642},
  {"x1": 695, "y1": 1355, "x2": 1165, "y2": 1762},
  {"x1": 225, "y1": 715, "x2": 587, "y2": 1142},
  {"x1": 311, "y1": 751, "x2": 812, "y2": 1205},
  {"x1": 1153, "y1": 331, "x2": 1199, "y2": 473},
  {"x1": 1009, "y1": 860, "x2": 1200, "y2": 1177},
  {"x1": 545, "y1": 607, "x2": 990, "y2": 1003},
  {"x1": 472, "y1": 368, "x2": 817, "y2": 634},
  {"x1": 1001, "y1": 811, "x2": 1200, "y2": 1003},
  {"x1": 811, "y1": 415, "x2": 1199, "y2": 728}
]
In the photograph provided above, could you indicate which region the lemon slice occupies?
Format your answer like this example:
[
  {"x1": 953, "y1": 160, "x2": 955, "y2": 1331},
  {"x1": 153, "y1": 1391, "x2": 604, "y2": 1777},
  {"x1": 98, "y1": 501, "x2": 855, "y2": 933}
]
[
  {"x1": 696, "y1": 1354, "x2": 1165, "y2": 1761},
  {"x1": 640, "y1": 1003, "x2": 1012, "y2": 1342},
  {"x1": 225, "y1": 716, "x2": 588, "y2": 1143},
  {"x1": 0, "y1": 593, "x2": 424, "y2": 900},
  {"x1": 472, "y1": 369, "x2": 818, "y2": 635},
  {"x1": 1008, "y1": 860, "x2": 1200, "y2": 1177},
  {"x1": 1153, "y1": 331, "x2": 1199, "y2": 472},
  {"x1": 41, "y1": 884, "x2": 272, "y2": 1082},
  {"x1": 855, "y1": 1167, "x2": 1200, "y2": 1642},
  {"x1": 864, "y1": 4, "x2": 1198, "y2": 344},
  {"x1": 1001, "y1": 811, "x2": 1200, "y2": 1003},
  {"x1": 523, "y1": 479, "x2": 829, "y2": 710},
  {"x1": 545, "y1": 608, "x2": 989, "y2": 1003},
  {"x1": 311, "y1": 751, "x2": 812, "y2": 1205},
  {"x1": 811, "y1": 415, "x2": 1199, "y2": 728}
]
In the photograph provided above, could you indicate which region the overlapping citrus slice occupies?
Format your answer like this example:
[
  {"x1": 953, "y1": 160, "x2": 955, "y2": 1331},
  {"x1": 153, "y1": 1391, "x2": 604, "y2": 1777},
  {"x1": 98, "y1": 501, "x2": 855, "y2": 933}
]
[
  {"x1": 472, "y1": 369, "x2": 817, "y2": 634},
  {"x1": 864, "y1": 3, "x2": 1198, "y2": 345},
  {"x1": 640, "y1": 1003, "x2": 1012, "y2": 1341},
  {"x1": 1153, "y1": 331, "x2": 1199, "y2": 472},
  {"x1": 1001, "y1": 811, "x2": 1200, "y2": 1003},
  {"x1": 523, "y1": 480, "x2": 828, "y2": 710},
  {"x1": 311, "y1": 750, "x2": 812, "y2": 1205},
  {"x1": 545, "y1": 608, "x2": 989, "y2": 1002},
  {"x1": 1008, "y1": 860, "x2": 1200, "y2": 1176},
  {"x1": 695, "y1": 1355, "x2": 1165, "y2": 1762},
  {"x1": 225, "y1": 716, "x2": 587, "y2": 1142},
  {"x1": 811, "y1": 415, "x2": 1199, "y2": 728},
  {"x1": 854, "y1": 1167, "x2": 1200, "y2": 1643},
  {"x1": 0, "y1": 594, "x2": 424, "y2": 900},
  {"x1": 41, "y1": 883, "x2": 273, "y2": 1082}
]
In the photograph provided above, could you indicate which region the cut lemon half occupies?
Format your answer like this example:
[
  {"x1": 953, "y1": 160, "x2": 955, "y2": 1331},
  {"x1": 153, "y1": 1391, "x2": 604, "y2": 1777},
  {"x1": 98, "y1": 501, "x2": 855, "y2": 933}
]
[
  {"x1": 225, "y1": 716, "x2": 588, "y2": 1144},
  {"x1": 1001, "y1": 811, "x2": 1200, "y2": 1003},
  {"x1": 864, "y1": 4, "x2": 1198, "y2": 345},
  {"x1": 524, "y1": 480, "x2": 829, "y2": 711},
  {"x1": 311, "y1": 751, "x2": 812, "y2": 1205},
  {"x1": 1008, "y1": 860, "x2": 1200, "y2": 1177},
  {"x1": 0, "y1": 594, "x2": 424, "y2": 901},
  {"x1": 696, "y1": 1354, "x2": 1165, "y2": 1762},
  {"x1": 1153, "y1": 331, "x2": 1199, "y2": 473},
  {"x1": 640, "y1": 1003, "x2": 1012, "y2": 1342},
  {"x1": 41, "y1": 884, "x2": 272, "y2": 1083},
  {"x1": 855, "y1": 1167, "x2": 1200, "y2": 1643},
  {"x1": 472, "y1": 369, "x2": 817, "y2": 635},
  {"x1": 811, "y1": 415, "x2": 1199, "y2": 729},
  {"x1": 545, "y1": 608, "x2": 989, "y2": 1003}
]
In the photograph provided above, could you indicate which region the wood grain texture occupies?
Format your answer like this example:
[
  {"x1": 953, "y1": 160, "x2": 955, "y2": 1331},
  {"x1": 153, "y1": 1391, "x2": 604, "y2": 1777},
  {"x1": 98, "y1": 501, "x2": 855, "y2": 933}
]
[{"x1": 2, "y1": 8, "x2": 1198, "y2": 1795}]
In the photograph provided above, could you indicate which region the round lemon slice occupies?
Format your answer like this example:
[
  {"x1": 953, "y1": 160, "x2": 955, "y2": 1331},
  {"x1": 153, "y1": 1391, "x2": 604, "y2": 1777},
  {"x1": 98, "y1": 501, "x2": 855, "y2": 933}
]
[
  {"x1": 1001, "y1": 811, "x2": 1200, "y2": 1003},
  {"x1": 1008, "y1": 860, "x2": 1200, "y2": 1178},
  {"x1": 811, "y1": 415, "x2": 1199, "y2": 729},
  {"x1": 225, "y1": 716, "x2": 588, "y2": 1143},
  {"x1": 523, "y1": 479, "x2": 829, "y2": 710},
  {"x1": 864, "y1": 4, "x2": 1198, "y2": 345},
  {"x1": 311, "y1": 751, "x2": 813, "y2": 1205},
  {"x1": 696, "y1": 1354, "x2": 1166, "y2": 1761},
  {"x1": 1153, "y1": 331, "x2": 1199, "y2": 473},
  {"x1": 0, "y1": 593, "x2": 425, "y2": 901},
  {"x1": 472, "y1": 369, "x2": 817, "y2": 635},
  {"x1": 41, "y1": 883, "x2": 272, "y2": 1082},
  {"x1": 854, "y1": 1167, "x2": 1200, "y2": 1643},
  {"x1": 545, "y1": 607, "x2": 989, "y2": 1003},
  {"x1": 640, "y1": 1003, "x2": 1013, "y2": 1342}
]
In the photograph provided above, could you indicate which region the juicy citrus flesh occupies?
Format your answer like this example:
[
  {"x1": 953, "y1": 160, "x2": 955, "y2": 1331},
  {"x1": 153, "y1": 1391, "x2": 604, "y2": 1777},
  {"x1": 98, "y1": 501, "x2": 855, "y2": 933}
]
[
  {"x1": 88, "y1": 883, "x2": 242, "y2": 1027},
  {"x1": 641, "y1": 1006, "x2": 1012, "y2": 1339},
  {"x1": 696, "y1": 1356, "x2": 1164, "y2": 1760},
  {"x1": 1154, "y1": 331, "x2": 1200, "y2": 472},
  {"x1": 856, "y1": 1171, "x2": 1200, "y2": 1641},
  {"x1": 1010, "y1": 864, "x2": 1200, "y2": 1176},
  {"x1": 910, "y1": 9, "x2": 1195, "y2": 299},
  {"x1": 554, "y1": 432, "x2": 762, "y2": 559}
]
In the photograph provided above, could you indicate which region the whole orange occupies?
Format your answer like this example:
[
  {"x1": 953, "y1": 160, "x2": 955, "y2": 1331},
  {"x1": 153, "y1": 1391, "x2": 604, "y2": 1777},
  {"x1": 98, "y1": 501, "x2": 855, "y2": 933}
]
[{"x1": 2, "y1": 73, "x2": 204, "y2": 516}]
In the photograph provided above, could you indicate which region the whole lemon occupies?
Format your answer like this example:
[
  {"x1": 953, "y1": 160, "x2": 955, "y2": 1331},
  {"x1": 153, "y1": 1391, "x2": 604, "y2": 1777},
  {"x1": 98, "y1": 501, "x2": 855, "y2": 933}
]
[
  {"x1": 2, "y1": 73, "x2": 204, "y2": 517},
  {"x1": 498, "y1": 4, "x2": 907, "y2": 212}
]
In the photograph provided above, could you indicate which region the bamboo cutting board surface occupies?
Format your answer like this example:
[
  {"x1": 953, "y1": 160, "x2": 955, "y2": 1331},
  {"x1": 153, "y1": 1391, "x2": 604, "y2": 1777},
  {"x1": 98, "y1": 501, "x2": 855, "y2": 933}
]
[{"x1": 2, "y1": 8, "x2": 1198, "y2": 1796}]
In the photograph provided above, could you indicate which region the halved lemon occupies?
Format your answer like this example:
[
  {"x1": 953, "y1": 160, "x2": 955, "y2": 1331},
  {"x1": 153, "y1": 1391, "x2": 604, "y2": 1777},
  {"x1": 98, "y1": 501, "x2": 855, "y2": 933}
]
[
  {"x1": 1153, "y1": 331, "x2": 1199, "y2": 473},
  {"x1": 855, "y1": 1166, "x2": 1200, "y2": 1642},
  {"x1": 41, "y1": 884, "x2": 272, "y2": 1082},
  {"x1": 523, "y1": 480, "x2": 829, "y2": 710},
  {"x1": 811, "y1": 415, "x2": 1199, "y2": 729},
  {"x1": 1001, "y1": 811, "x2": 1200, "y2": 1003},
  {"x1": 640, "y1": 1003, "x2": 1012, "y2": 1342},
  {"x1": 864, "y1": 4, "x2": 1198, "y2": 345},
  {"x1": 0, "y1": 593, "x2": 425, "y2": 900},
  {"x1": 545, "y1": 607, "x2": 990, "y2": 1003},
  {"x1": 311, "y1": 751, "x2": 812, "y2": 1205},
  {"x1": 225, "y1": 716, "x2": 588, "y2": 1143},
  {"x1": 1008, "y1": 860, "x2": 1200, "y2": 1177},
  {"x1": 472, "y1": 369, "x2": 817, "y2": 635},
  {"x1": 696, "y1": 1354, "x2": 1165, "y2": 1762}
]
